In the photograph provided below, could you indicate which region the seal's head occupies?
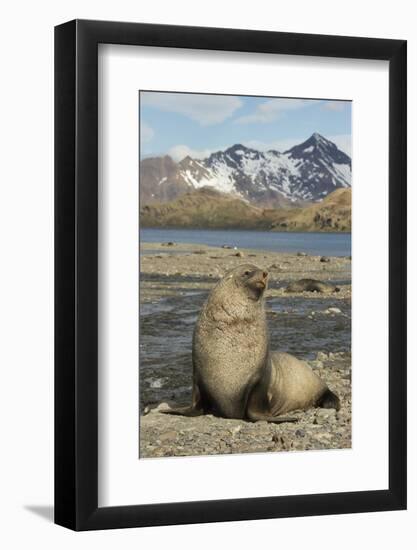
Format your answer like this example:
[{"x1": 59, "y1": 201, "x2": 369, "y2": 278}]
[{"x1": 224, "y1": 264, "x2": 269, "y2": 302}]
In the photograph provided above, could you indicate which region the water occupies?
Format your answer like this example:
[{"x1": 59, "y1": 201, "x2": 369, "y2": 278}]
[
  {"x1": 139, "y1": 228, "x2": 351, "y2": 408},
  {"x1": 141, "y1": 228, "x2": 351, "y2": 257},
  {"x1": 140, "y1": 279, "x2": 351, "y2": 408}
]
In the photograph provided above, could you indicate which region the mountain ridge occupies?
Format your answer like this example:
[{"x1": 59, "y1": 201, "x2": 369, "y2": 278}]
[{"x1": 140, "y1": 133, "x2": 351, "y2": 208}]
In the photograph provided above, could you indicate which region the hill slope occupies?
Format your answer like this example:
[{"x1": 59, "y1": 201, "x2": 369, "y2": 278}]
[
  {"x1": 269, "y1": 188, "x2": 351, "y2": 232},
  {"x1": 140, "y1": 187, "x2": 351, "y2": 232}
]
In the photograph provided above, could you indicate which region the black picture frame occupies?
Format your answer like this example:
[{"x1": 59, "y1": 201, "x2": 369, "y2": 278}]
[{"x1": 55, "y1": 19, "x2": 407, "y2": 531}]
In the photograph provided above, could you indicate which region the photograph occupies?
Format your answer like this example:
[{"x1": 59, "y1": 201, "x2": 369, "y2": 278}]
[{"x1": 139, "y1": 91, "x2": 352, "y2": 458}]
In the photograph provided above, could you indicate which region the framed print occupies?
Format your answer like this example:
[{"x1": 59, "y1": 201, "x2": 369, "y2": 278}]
[{"x1": 54, "y1": 19, "x2": 406, "y2": 530}]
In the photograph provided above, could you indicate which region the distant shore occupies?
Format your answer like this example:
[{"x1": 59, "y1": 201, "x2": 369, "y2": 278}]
[{"x1": 140, "y1": 241, "x2": 351, "y2": 297}]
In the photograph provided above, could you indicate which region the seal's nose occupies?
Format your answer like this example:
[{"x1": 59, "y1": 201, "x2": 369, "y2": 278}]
[{"x1": 263, "y1": 271, "x2": 268, "y2": 279}]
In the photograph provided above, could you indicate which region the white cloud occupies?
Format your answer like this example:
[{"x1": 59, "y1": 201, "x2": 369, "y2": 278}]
[
  {"x1": 141, "y1": 122, "x2": 154, "y2": 143},
  {"x1": 141, "y1": 92, "x2": 243, "y2": 126},
  {"x1": 168, "y1": 144, "x2": 216, "y2": 162},
  {"x1": 235, "y1": 98, "x2": 315, "y2": 124},
  {"x1": 323, "y1": 101, "x2": 349, "y2": 112}
]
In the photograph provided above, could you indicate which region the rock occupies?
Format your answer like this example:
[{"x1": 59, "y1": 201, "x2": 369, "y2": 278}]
[
  {"x1": 235, "y1": 251, "x2": 244, "y2": 258},
  {"x1": 161, "y1": 241, "x2": 176, "y2": 247},
  {"x1": 222, "y1": 245, "x2": 232, "y2": 249},
  {"x1": 193, "y1": 250, "x2": 206, "y2": 255},
  {"x1": 159, "y1": 430, "x2": 178, "y2": 442},
  {"x1": 315, "y1": 409, "x2": 337, "y2": 425},
  {"x1": 297, "y1": 251, "x2": 307, "y2": 257},
  {"x1": 320, "y1": 256, "x2": 331, "y2": 263},
  {"x1": 152, "y1": 402, "x2": 171, "y2": 413},
  {"x1": 230, "y1": 425, "x2": 242, "y2": 435},
  {"x1": 316, "y1": 351, "x2": 328, "y2": 361},
  {"x1": 295, "y1": 429, "x2": 306, "y2": 438},
  {"x1": 148, "y1": 377, "x2": 165, "y2": 389},
  {"x1": 324, "y1": 307, "x2": 342, "y2": 315}
]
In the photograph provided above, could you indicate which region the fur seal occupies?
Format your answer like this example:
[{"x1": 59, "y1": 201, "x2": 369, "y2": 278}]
[
  {"x1": 285, "y1": 278, "x2": 340, "y2": 293},
  {"x1": 162, "y1": 264, "x2": 340, "y2": 422}
]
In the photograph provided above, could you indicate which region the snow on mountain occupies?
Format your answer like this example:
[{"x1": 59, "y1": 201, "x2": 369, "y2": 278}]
[{"x1": 140, "y1": 133, "x2": 351, "y2": 206}]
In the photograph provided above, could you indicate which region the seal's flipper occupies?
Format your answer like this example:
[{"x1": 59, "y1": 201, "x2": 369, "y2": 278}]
[
  {"x1": 160, "y1": 405, "x2": 204, "y2": 417},
  {"x1": 246, "y1": 410, "x2": 298, "y2": 423},
  {"x1": 158, "y1": 381, "x2": 204, "y2": 417},
  {"x1": 316, "y1": 388, "x2": 341, "y2": 411}
]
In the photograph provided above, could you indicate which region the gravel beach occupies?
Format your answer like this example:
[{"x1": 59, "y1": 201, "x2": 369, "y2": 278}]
[{"x1": 139, "y1": 241, "x2": 351, "y2": 458}]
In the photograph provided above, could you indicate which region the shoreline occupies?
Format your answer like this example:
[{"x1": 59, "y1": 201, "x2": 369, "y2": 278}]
[
  {"x1": 141, "y1": 225, "x2": 352, "y2": 234},
  {"x1": 139, "y1": 241, "x2": 351, "y2": 458},
  {"x1": 140, "y1": 241, "x2": 351, "y2": 293}
]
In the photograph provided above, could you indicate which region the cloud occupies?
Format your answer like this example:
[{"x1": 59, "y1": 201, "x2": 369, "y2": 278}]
[
  {"x1": 168, "y1": 144, "x2": 217, "y2": 162},
  {"x1": 141, "y1": 92, "x2": 243, "y2": 126},
  {"x1": 323, "y1": 101, "x2": 349, "y2": 112},
  {"x1": 235, "y1": 98, "x2": 315, "y2": 124},
  {"x1": 141, "y1": 122, "x2": 154, "y2": 143}
]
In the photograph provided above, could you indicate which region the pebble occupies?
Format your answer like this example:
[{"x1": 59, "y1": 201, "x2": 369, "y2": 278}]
[
  {"x1": 324, "y1": 307, "x2": 342, "y2": 315},
  {"x1": 149, "y1": 378, "x2": 165, "y2": 389},
  {"x1": 230, "y1": 425, "x2": 242, "y2": 435},
  {"x1": 159, "y1": 430, "x2": 178, "y2": 442}
]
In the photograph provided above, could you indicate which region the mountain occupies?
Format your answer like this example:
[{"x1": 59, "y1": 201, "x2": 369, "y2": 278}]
[
  {"x1": 140, "y1": 133, "x2": 351, "y2": 207},
  {"x1": 140, "y1": 187, "x2": 351, "y2": 232},
  {"x1": 269, "y1": 188, "x2": 352, "y2": 232},
  {"x1": 140, "y1": 187, "x2": 269, "y2": 230}
]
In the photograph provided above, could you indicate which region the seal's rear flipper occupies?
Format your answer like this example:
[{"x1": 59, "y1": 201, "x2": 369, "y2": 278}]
[
  {"x1": 316, "y1": 388, "x2": 341, "y2": 411},
  {"x1": 159, "y1": 405, "x2": 204, "y2": 417},
  {"x1": 247, "y1": 411, "x2": 298, "y2": 423}
]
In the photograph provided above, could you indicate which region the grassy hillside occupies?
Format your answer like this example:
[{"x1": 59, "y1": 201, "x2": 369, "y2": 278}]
[
  {"x1": 269, "y1": 188, "x2": 352, "y2": 232},
  {"x1": 140, "y1": 187, "x2": 351, "y2": 232}
]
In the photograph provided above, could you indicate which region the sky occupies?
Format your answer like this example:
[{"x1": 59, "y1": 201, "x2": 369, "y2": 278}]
[{"x1": 140, "y1": 91, "x2": 352, "y2": 161}]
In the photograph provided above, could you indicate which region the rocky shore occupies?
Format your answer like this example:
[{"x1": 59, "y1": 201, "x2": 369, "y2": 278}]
[
  {"x1": 140, "y1": 352, "x2": 351, "y2": 458},
  {"x1": 140, "y1": 241, "x2": 351, "y2": 293},
  {"x1": 139, "y1": 241, "x2": 352, "y2": 458}
]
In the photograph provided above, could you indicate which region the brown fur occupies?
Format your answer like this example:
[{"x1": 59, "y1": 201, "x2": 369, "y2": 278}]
[
  {"x1": 285, "y1": 278, "x2": 340, "y2": 293},
  {"x1": 162, "y1": 264, "x2": 340, "y2": 422}
]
